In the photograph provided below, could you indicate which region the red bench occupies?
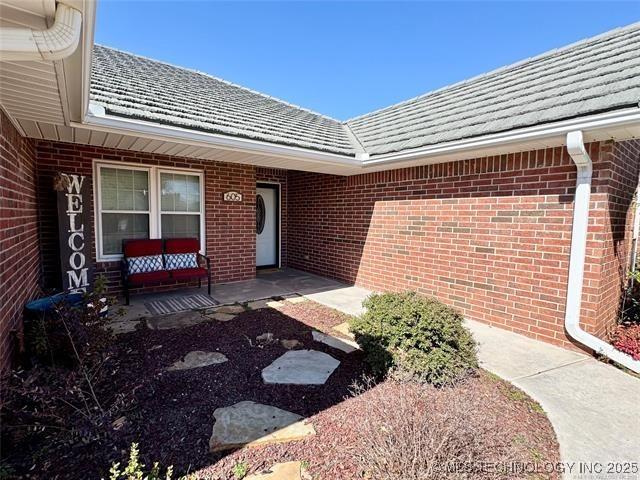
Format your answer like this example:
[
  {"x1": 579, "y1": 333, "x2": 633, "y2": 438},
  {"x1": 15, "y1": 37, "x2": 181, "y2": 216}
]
[{"x1": 121, "y1": 238, "x2": 211, "y2": 305}]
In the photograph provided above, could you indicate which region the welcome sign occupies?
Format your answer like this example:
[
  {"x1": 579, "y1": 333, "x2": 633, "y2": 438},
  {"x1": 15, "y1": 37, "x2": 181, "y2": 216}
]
[{"x1": 56, "y1": 173, "x2": 93, "y2": 293}]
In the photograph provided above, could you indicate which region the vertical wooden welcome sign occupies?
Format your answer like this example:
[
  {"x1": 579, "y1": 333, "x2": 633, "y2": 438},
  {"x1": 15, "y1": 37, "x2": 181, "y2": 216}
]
[{"x1": 55, "y1": 173, "x2": 93, "y2": 293}]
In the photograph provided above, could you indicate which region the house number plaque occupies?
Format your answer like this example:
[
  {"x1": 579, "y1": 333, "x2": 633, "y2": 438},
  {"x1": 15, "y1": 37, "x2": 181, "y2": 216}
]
[{"x1": 223, "y1": 191, "x2": 242, "y2": 202}]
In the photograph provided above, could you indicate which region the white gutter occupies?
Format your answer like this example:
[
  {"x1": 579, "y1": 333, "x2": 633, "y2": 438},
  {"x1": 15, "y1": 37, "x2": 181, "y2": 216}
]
[
  {"x1": 76, "y1": 105, "x2": 363, "y2": 167},
  {"x1": 0, "y1": 2, "x2": 82, "y2": 61},
  {"x1": 365, "y1": 108, "x2": 640, "y2": 166},
  {"x1": 565, "y1": 130, "x2": 640, "y2": 373},
  {"x1": 79, "y1": 105, "x2": 640, "y2": 171}
]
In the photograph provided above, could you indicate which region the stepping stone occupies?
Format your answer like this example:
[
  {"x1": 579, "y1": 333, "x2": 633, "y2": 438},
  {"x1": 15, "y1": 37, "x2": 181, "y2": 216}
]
[
  {"x1": 246, "y1": 461, "x2": 302, "y2": 480},
  {"x1": 332, "y1": 321, "x2": 355, "y2": 340},
  {"x1": 281, "y1": 339, "x2": 303, "y2": 350},
  {"x1": 262, "y1": 350, "x2": 340, "y2": 385},
  {"x1": 312, "y1": 331, "x2": 359, "y2": 353},
  {"x1": 266, "y1": 300, "x2": 285, "y2": 309},
  {"x1": 108, "y1": 319, "x2": 140, "y2": 334},
  {"x1": 209, "y1": 401, "x2": 315, "y2": 452},
  {"x1": 247, "y1": 299, "x2": 270, "y2": 310},
  {"x1": 147, "y1": 311, "x2": 206, "y2": 330},
  {"x1": 215, "y1": 304, "x2": 245, "y2": 314},
  {"x1": 167, "y1": 351, "x2": 228, "y2": 371},
  {"x1": 209, "y1": 312, "x2": 235, "y2": 322}
]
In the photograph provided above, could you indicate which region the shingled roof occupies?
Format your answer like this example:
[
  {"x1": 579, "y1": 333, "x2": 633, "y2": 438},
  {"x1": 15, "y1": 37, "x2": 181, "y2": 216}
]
[
  {"x1": 90, "y1": 45, "x2": 359, "y2": 156},
  {"x1": 346, "y1": 22, "x2": 640, "y2": 156},
  {"x1": 90, "y1": 22, "x2": 640, "y2": 158}
]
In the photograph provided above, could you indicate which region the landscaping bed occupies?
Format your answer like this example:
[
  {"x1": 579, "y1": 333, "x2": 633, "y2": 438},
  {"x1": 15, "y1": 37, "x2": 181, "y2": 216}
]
[{"x1": 2, "y1": 299, "x2": 560, "y2": 479}]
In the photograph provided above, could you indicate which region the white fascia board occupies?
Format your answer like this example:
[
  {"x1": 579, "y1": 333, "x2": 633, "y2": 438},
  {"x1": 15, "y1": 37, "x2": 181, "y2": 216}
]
[
  {"x1": 75, "y1": 110, "x2": 362, "y2": 167},
  {"x1": 364, "y1": 108, "x2": 640, "y2": 167},
  {"x1": 75, "y1": 106, "x2": 640, "y2": 172}
]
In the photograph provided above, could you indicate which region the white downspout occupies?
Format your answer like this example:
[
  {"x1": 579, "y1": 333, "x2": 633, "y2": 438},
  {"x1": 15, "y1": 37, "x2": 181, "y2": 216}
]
[
  {"x1": 0, "y1": 2, "x2": 82, "y2": 61},
  {"x1": 565, "y1": 130, "x2": 640, "y2": 373}
]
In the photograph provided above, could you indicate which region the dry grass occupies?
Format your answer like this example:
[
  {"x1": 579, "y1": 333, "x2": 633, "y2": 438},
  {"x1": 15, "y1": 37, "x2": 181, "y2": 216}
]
[{"x1": 351, "y1": 375, "x2": 550, "y2": 480}]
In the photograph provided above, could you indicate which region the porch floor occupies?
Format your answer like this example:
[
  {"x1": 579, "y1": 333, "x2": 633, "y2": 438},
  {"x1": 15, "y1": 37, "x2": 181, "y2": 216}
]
[{"x1": 115, "y1": 267, "x2": 369, "y2": 324}]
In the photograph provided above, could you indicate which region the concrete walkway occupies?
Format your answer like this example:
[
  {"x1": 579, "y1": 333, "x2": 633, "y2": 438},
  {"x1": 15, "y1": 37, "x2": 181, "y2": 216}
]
[
  {"x1": 115, "y1": 268, "x2": 639, "y2": 473},
  {"x1": 308, "y1": 285, "x2": 640, "y2": 476}
]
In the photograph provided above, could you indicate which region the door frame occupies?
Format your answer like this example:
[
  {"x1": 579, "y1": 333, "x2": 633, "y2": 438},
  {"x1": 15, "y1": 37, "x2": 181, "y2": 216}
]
[{"x1": 256, "y1": 182, "x2": 281, "y2": 269}]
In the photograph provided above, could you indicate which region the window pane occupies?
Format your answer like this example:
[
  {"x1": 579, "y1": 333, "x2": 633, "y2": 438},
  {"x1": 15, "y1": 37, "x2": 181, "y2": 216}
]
[
  {"x1": 102, "y1": 213, "x2": 149, "y2": 255},
  {"x1": 100, "y1": 167, "x2": 149, "y2": 212},
  {"x1": 161, "y1": 214, "x2": 200, "y2": 240},
  {"x1": 160, "y1": 173, "x2": 200, "y2": 213}
]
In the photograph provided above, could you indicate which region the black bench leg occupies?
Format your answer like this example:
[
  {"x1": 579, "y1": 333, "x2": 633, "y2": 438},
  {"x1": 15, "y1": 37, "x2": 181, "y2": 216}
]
[
  {"x1": 198, "y1": 278, "x2": 201, "y2": 288},
  {"x1": 208, "y1": 273, "x2": 211, "y2": 296},
  {"x1": 124, "y1": 284, "x2": 130, "y2": 306}
]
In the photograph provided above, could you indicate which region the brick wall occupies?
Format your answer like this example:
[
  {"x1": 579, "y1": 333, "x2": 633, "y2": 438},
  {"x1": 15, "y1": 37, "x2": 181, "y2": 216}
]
[
  {"x1": 256, "y1": 167, "x2": 287, "y2": 267},
  {"x1": 0, "y1": 111, "x2": 40, "y2": 370},
  {"x1": 590, "y1": 140, "x2": 640, "y2": 339},
  {"x1": 288, "y1": 142, "x2": 636, "y2": 348},
  {"x1": 35, "y1": 141, "x2": 257, "y2": 295}
]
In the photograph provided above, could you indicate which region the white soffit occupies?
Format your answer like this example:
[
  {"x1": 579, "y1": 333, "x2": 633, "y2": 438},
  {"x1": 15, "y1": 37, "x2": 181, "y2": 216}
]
[{"x1": 0, "y1": 0, "x2": 93, "y2": 134}]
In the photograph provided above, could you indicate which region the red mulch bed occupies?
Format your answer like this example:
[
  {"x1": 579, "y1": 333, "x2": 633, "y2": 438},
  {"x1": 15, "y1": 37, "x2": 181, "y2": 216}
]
[
  {"x1": 2, "y1": 300, "x2": 560, "y2": 479},
  {"x1": 610, "y1": 323, "x2": 640, "y2": 361}
]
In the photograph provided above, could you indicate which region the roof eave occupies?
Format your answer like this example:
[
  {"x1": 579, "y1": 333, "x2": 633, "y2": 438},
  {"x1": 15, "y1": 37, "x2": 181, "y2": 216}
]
[
  {"x1": 76, "y1": 106, "x2": 363, "y2": 167},
  {"x1": 362, "y1": 107, "x2": 640, "y2": 168}
]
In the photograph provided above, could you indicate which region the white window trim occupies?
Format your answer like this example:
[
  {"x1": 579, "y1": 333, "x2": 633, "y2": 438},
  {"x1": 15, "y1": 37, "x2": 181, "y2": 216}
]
[{"x1": 93, "y1": 160, "x2": 205, "y2": 262}]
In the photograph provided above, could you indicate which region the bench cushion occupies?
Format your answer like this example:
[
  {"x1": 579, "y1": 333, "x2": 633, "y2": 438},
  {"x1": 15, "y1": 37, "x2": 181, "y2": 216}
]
[
  {"x1": 127, "y1": 254, "x2": 164, "y2": 274},
  {"x1": 165, "y1": 253, "x2": 198, "y2": 270},
  {"x1": 164, "y1": 238, "x2": 200, "y2": 254},
  {"x1": 170, "y1": 267, "x2": 208, "y2": 280},
  {"x1": 128, "y1": 270, "x2": 171, "y2": 285},
  {"x1": 123, "y1": 239, "x2": 163, "y2": 257}
]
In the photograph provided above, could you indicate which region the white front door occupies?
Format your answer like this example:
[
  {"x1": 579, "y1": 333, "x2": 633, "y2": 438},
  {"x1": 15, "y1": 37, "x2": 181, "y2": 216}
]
[{"x1": 256, "y1": 185, "x2": 278, "y2": 267}]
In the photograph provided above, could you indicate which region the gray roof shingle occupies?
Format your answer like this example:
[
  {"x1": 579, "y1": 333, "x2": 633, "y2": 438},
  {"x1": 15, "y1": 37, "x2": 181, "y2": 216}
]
[
  {"x1": 90, "y1": 22, "x2": 640, "y2": 159},
  {"x1": 90, "y1": 45, "x2": 358, "y2": 155},
  {"x1": 346, "y1": 22, "x2": 640, "y2": 156}
]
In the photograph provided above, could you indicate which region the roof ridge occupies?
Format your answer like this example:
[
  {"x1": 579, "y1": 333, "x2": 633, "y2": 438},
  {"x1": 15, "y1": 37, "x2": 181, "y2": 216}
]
[
  {"x1": 93, "y1": 44, "x2": 344, "y2": 124},
  {"x1": 344, "y1": 20, "x2": 640, "y2": 123}
]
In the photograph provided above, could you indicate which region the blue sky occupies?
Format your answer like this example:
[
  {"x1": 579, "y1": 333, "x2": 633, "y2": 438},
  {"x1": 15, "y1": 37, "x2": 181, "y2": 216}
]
[{"x1": 96, "y1": 1, "x2": 640, "y2": 121}]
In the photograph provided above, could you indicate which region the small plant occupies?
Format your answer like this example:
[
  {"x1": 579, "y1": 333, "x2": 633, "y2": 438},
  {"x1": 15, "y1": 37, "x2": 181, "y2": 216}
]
[
  {"x1": 232, "y1": 461, "x2": 248, "y2": 479},
  {"x1": 108, "y1": 443, "x2": 173, "y2": 480},
  {"x1": 351, "y1": 292, "x2": 477, "y2": 386},
  {"x1": 610, "y1": 323, "x2": 640, "y2": 360}
]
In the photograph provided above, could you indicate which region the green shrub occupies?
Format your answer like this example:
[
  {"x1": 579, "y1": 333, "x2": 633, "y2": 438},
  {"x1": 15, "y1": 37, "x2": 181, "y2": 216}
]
[
  {"x1": 351, "y1": 292, "x2": 478, "y2": 385},
  {"x1": 108, "y1": 443, "x2": 173, "y2": 480}
]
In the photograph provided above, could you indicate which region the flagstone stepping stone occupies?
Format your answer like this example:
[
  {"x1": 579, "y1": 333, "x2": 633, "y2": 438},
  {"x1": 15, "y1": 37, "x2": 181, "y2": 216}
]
[
  {"x1": 332, "y1": 321, "x2": 355, "y2": 340},
  {"x1": 246, "y1": 461, "x2": 302, "y2": 480},
  {"x1": 209, "y1": 401, "x2": 315, "y2": 452},
  {"x1": 209, "y1": 312, "x2": 236, "y2": 322},
  {"x1": 266, "y1": 300, "x2": 285, "y2": 309},
  {"x1": 262, "y1": 350, "x2": 340, "y2": 385},
  {"x1": 147, "y1": 311, "x2": 206, "y2": 330},
  {"x1": 312, "y1": 331, "x2": 359, "y2": 353},
  {"x1": 108, "y1": 319, "x2": 140, "y2": 334},
  {"x1": 247, "y1": 299, "x2": 270, "y2": 310},
  {"x1": 215, "y1": 304, "x2": 245, "y2": 314},
  {"x1": 167, "y1": 351, "x2": 228, "y2": 371},
  {"x1": 281, "y1": 339, "x2": 303, "y2": 350}
]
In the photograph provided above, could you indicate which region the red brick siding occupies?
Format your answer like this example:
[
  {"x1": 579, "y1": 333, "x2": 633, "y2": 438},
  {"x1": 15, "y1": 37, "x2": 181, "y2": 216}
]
[
  {"x1": 591, "y1": 140, "x2": 640, "y2": 339},
  {"x1": 256, "y1": 167, "x2": 287, "y2": 267},
  {"x1": 35, "y1": 141, "x2": 257, "y2": 295},
  {"x1": 0, "y1": 111, "x2": 40, "y2": 370},
  {"x1": 288, "y1": 143, "x2": 631, "y2": 348}
]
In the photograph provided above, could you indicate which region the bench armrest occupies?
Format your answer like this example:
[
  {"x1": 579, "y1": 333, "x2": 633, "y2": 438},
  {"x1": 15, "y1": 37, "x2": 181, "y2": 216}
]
[
  {"x1": 121, "y1": 258, "x2": 129, "y2": 279},
  {"x1": 198, "y1": 253, "x2": 211, "y2": 270}
]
